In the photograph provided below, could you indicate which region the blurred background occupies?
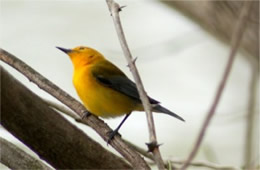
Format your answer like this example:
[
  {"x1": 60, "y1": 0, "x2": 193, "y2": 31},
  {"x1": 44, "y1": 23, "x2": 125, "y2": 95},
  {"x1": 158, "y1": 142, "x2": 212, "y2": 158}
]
[{"x1": 1, "y1": 0, "x2": 259, "y2": 169}]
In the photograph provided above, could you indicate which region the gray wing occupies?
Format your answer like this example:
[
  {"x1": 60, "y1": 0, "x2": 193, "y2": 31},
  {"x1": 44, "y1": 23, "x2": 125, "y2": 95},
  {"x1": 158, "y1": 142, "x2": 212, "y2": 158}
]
[{"x1": 92, "y1": 72, "x2": 159, "y2": 104}]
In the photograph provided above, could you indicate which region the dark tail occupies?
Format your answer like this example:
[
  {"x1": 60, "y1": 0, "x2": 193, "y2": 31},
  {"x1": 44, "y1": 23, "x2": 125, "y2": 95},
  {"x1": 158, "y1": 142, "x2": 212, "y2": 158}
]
[{"x1": 153, "y1": 105, "x2": 185, "y2": 122}]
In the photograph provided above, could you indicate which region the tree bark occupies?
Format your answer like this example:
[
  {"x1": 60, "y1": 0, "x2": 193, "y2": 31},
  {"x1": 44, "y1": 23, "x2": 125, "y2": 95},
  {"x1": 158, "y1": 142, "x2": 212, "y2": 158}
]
[
  {"x1": 0, "y1": 137, "x2": 52, "y2": 170},
  {"x1": 163, "y1": 1, "x2": 259, "y2": 59},
  {"x1": 1, "y1": 67, "x2": 131, "y2": 169}
]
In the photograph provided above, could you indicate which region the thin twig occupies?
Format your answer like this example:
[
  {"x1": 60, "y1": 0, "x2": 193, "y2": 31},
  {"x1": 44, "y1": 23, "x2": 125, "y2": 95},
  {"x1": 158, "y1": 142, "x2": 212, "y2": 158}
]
[
  {"x1": 0, "y1": 49, "x2": 150, "y2": 170},
  {"x1": 180, "y1": 1, "x2": 253, "y2": 170},
  {"x1": 122, "y1": 140, "x2": 155, "y2": 162},
  {"x1": 44, "y1": 99, "x2": 80, "y2": 119},
  {"x1": 106, "y1": 0, "x2": 164, "y2": 169}
]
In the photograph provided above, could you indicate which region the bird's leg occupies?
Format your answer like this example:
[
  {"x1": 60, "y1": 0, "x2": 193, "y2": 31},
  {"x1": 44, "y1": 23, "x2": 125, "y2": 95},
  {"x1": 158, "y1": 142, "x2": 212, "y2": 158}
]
[{"x1": 107, "y1": 113, "x2": 131, "y2": 144}]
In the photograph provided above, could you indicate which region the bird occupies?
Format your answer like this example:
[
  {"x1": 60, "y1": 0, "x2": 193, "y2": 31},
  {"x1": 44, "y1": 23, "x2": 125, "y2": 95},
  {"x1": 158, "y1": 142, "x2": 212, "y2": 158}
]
[{"x1": 57, "y1": 46, "x2": 184, "y2": 142}]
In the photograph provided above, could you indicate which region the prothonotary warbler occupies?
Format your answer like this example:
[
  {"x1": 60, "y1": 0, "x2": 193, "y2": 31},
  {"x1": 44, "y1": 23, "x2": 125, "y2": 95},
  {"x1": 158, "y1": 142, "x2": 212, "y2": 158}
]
[{"x1": 57, "y1": 46, "x2": 184, "y2": 142}]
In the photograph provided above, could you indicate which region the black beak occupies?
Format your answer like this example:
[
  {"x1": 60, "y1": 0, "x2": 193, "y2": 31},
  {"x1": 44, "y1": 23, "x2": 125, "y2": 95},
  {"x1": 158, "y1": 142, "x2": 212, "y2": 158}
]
[{"x1": 56, "y1": 46, "x2": 72, "y2": 53}]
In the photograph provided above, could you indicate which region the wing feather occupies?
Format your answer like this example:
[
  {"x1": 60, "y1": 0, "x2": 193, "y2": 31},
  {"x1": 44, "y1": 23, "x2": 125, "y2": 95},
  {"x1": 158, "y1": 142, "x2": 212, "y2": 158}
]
[{"x1": 91, "y1": 61, "x2": 159, "y2": 104}]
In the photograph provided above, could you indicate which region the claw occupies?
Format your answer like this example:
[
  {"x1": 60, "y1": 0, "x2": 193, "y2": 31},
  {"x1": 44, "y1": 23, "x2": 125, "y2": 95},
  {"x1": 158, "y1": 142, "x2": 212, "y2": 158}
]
[
  {"x1": 107, "y1": 130, "x2": 121, "y2": 145},
  {"x1": 81, "y1": 110, "x2": 91, "y2": 119}
]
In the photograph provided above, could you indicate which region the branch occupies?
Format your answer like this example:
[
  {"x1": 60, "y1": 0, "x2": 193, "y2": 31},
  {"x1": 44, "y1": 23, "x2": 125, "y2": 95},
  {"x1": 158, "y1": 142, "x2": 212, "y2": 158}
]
[
  {"x1": 44, "y1": 99, "x2": 80, "y2": 120},
  {"x1": 0, "y1": 137, "x2": 53, "y2": 170},
  {"x1": 46, "y1": 99, "x2": 156, "y2": 160},
  {"x1": 0, "y1": 50, "x2": 149, "y2": 169},
  {"x1": 180, "y1": 1, "x2": 253, "y2": 169},
  {"x1": 46, "y1": 98, "x2": 157, "y2": 161},
  {"x1": 106, "y1": 0, "x2": 164, "y2": 169},
  {"x1": 1, "y1": 67, "x2": 131, "y2": 169},
  {"x1": 44, "y1": 100, "x2": 248, "y2": 170}
]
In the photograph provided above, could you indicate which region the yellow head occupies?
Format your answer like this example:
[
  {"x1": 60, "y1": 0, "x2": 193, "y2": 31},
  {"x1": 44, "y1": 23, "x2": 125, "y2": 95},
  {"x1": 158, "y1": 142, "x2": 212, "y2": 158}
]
[{"x1": 57, "y1": 46, "x2": 105, "y2": 69}]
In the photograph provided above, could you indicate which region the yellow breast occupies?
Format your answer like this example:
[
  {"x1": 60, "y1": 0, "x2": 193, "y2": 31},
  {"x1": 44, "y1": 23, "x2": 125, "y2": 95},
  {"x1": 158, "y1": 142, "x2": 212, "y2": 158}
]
[{"x1": 73, "y1": 66, "x2": 138, "y2": 118}]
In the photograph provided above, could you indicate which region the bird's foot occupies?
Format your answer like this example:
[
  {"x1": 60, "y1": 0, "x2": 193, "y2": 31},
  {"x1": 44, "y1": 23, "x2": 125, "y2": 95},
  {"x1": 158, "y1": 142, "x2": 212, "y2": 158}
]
[
  {"x1": 81, "y1": 110, "x2": 91, "y2": 119},
  {"x1": 107, "y1": 130, "x2": 121, "y2": 145}
]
